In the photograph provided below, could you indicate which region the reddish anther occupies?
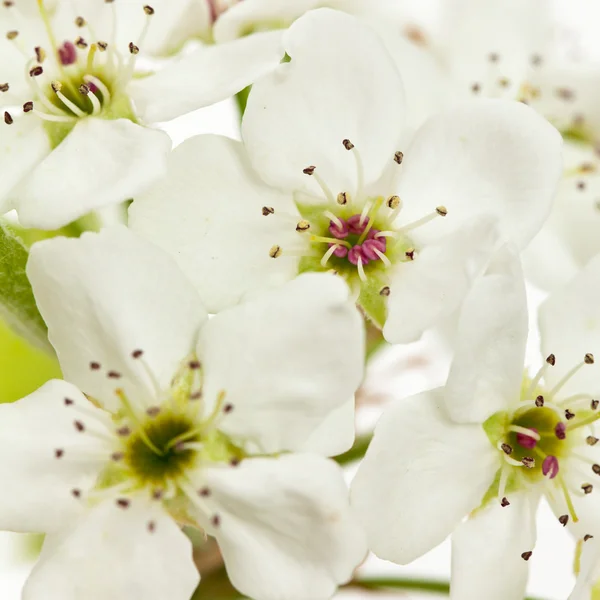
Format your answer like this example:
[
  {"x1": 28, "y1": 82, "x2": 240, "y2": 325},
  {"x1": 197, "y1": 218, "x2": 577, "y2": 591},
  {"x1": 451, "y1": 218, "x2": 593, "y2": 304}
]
[
  {"x1": 58, "y1": 41, "x2": 77, "y2": 65},
  {"x1": 516, "y1": 428, "x2": 538, "y2": 450},
  {"x1": 555, "y1": 422, "x2": 567, "y2": 440},
  {"x1": 542, "y1": 455, "x2": 559, "y2": 479}
]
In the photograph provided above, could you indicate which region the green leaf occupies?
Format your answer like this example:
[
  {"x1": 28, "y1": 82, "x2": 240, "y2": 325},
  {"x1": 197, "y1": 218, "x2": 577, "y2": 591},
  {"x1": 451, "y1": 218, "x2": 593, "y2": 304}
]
[{"x1": 0, "y1": 223, "x2": 51, "y2": 353}]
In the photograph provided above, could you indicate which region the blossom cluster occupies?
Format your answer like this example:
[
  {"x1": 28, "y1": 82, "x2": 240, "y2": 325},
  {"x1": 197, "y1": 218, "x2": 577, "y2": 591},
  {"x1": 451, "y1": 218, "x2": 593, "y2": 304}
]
[{"x1": 1, "y1": 0, "x2": 599, "y2": 599}]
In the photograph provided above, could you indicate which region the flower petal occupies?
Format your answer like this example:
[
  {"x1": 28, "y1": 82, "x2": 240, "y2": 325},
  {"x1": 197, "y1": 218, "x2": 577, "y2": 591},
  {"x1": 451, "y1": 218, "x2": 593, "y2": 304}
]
[
  {"x1": 23, "y1": 498, "x2": 198, "y2": 600},
  {"x1": 27, "y1": 227, "x2": 206, "y2": 412},
  {"x1": 242, "y1": 8, "x2": 405, "y2": 194},
  {"x1": 450, "y1": 492, "x2": 539, "y2": 600},
  {"x1": 538, "y1": 253, "x2": 600, "y2": 396},
  {"x1": 0, "y1": 380, "x2": 106, "y2": 533},
  {"x1": 383, "y1": 216, "x2": 499, "y2": 344},
  {"x1": 301, "y1": 397, "x2": 355, "y2": 456},
  {"x1": 0, "y1": 114, "x2": 50, "y2": 214},
  {"x1": 351, "y1": 388, "x2": 497, "y2": 564},
  {"x1": 569, "y1": 537, "x2": 600, "y2": 600},
  {"x1": 202, "y1": 454, "x2": 366, "y2": 600},
  {"x1": 197, "y1": 273, "x2": 364, "y2": 454},
  {"x1": 129, "y1": 134, "x2": 299, "y2": 313},
  {"x1": 130, "y1": 31, "x2": 284, "y2": 123},
  {"x1": 396, "y1": 99, "x2": 563, "y2": 249},
  {"x1": 445, "y1": 245, "x2": 528, "y2": 423},
  {"x1": 15, "y1": 119, "x2": 171, "y2": 230}
]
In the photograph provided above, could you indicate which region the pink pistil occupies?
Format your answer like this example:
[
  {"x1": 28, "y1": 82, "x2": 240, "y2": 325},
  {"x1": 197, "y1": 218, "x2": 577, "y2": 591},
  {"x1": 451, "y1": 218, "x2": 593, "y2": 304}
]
[
  {"x1": 58, "y1": 41, "x2": 77, "y2": 66},
  {"x1": 348, "y1": 246, "x2": 368, "y2": 266},
  {"x1": 347, "y1": 214, "x2": 369, "y2": 235},
  {"x1": 329, "y1": 218, "x2": 349, "y2": 239},
  {"x1": 542, "y1": 455, "x2": 559, "y2": 479},
  {"x1": 361, "y1": 236, "x2": 387, "y2": 261},
  {"x1": 516, "y1": 428, "x2": 538, "y2": 449},
  {"x1": 555, "y1": 422, "x2": 566, "y2": 440}
]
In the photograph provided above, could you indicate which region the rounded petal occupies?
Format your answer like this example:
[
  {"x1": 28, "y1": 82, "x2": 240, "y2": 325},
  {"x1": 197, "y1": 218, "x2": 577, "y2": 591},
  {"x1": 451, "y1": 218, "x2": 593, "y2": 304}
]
[
  {"x1": 0, "y1": 115, "x2": 50, "y2": 214},
  {"x1": 16, "y1": 119, "x2": 172, "y2": 230},
  {"x1": 197, "y1": 273, "x2": 365, "y2": 454},
  {"x1": 383, "y1": 216, "x2": 499, "y2": 344},
  {"x1": 203, "y1": 454, "x2": 366, "y2": 600},
  {"x1": 351, "y1": 388, "x2": 497, "y2": 564},
  {"x1": 130, "y1": 31, "x2": 284, "y2": 123},
  {"x1": 242, "y1": 8, "x2": 405, "y2": 195},
  {"x1": 27, "y1": 227, "x2": 206, "y2": 412},
  {"x1": 396, "y1": 99, "x2": 563, "y2": 249},
  {"x1": 570, "y1": 538, "x2": 600, "y2": 600},
  {"x1": 538, "y1": 253, "x2": 600, "y2": 397},
  {"x1": 301, "y1": 397, "x2": 355, "y2": 456},
  {"x1": 450, "y1": 492, "x2": 539, "y2": 600},
  {"x1": 0, "y1": 380, "x2": 107, "y2": 533},
  {"x1": 23, "y1": 498, "x2": 198, "y2": 600},
  {"x1": 445, "y1": 245, "x2": 528, "y2": 423},
  {"x1": 129, "y1": 134, "x2": 299, "y2": 313}
]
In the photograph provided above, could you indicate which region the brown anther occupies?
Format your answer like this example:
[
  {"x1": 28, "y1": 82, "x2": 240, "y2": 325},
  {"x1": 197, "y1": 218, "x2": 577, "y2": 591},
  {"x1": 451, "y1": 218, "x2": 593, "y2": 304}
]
[
  {"x1": 111, "y1": 452, "x2": 124, "y2": 461},
  {"x1": 22, "y1": 101, "x2": 33, "y2": 113},
  {"x1": 269, "y1": 245, "x2": 282, "y2": 258},
  {"x1": 546, "y1": 354, "x2": 556, "y2": 366},
  {"x1": 199, "y1": 487, "x2": 211, "y2": 497},
  {"x1": 146, "y1": 406, "x2": 160, "y2": 417},
  {"x1": 582, "y1": 483, "x2": 593, "y2": 494},
  {"x1": 436, "y1": 206, "x2": 448, "y2": 217},
  {"x1": 75, "y1": 16, "x2": 86, "y2": 27},
  {"x1": 129, "y1": 42, "x2": 139, "y2": 55},
  {"x1": 117, "y1": 426, "x2": 131, "y2": 437},
  {"x1": 521, "y1": 551, "x2": 532, "y2": 561},
  {"x1": 0, "y1": 83, "x2": 8, "y2": 92},
  {"x1": 79, "y1": 84, "x2": 90, "y2": 95},
  {"x1": 380, "y1": 286, "x2": 391, "y2": 297},
  {"x1": 223, "y1": 403, "x2": 234, "y2": 413},
  {"x1": 97, "y1": 41, "x2": 108, "y2": 51},
  {"x1": 501, "y1": 443, "x2": 513, "y2": 455},
  {"x1": 152, "y1": 489, "x2": 164, "y2": 500},
  {"x1": 90, "y1": 361, "x2": 101, "y2": 370},
  {"x1": 132, "y1": 349, "x2": 144, "y2": 359},
  {"x1": 585, "y1": 534, "x2": 594, "y2": 542},
  {"x1": 498, "y1": 77, "x2": 510, "y2": 88},
  {"x1": 488, "y1": 52, "x2": 499, "y2": 63},
  {"x1": 405, "y1": 248, "x2": 415, "y2": 260},
  {"x1": 471, "y1": 83, "x2": 481, "y2": 94},
  {"x1": 64, "y1": 397, "x2": 74, "y2": 406},
  {"x1": 6, "y1": 30, "x2": 18, "y2": 40},
  {"x1": 116, "y1": 498, "x2": 130, "y2": 509},
  {"x1": 3, "y1": 1, "x2": 15, "y2": 6},
  {"x1": 147, "y1": 520, "x2": 156, "y2": 533},
  {"x1": 143, "y1": 5, "x2": 155, "y2": 15},
  {"x1": 230, "y1": 457, "x2": 240, "y2": 467},
  {"x1": 29, "y1": 66, "x2": 43, "y2": 77},
  {"x1": 71, "y1": 488, "x2": 81, "y2": 498},
  {"x1": 592, "y1": 399, "x2": 599, "y2": 410},
  {"x1": 535, "y1": 395, "x2": 544, "y2": 407},
  {"x1": 576, "y1": 180, "x2": 586, "y2": 192},
  {"x1": 34, "y1": 46, "x2": 46, "y2": 63},
  {"x1": 51, "y1": 81, "x2": 62, "y2": 92},
  {"x1": 585, "y1": 353, "x2": 595, "y2": 364},
  {"x1": 261, "y1": 206, "x2": 274, "y2": 216},
  {"x1": 337, "y1": 192, "x2": 348, "y2": 205},
  {"x1": 303, "y1": 166, "x2": 316, "y2": 175},
  {"x1": 500, "y1": 497, "x2": 510, "y2": 507},
  {"x1": 387, "y1": 195, "x2": 400, "y2": 209},
  {"x1": 107, "y1": 371, "x2": 122, "y2": 379},
  {"x1": 74, "y1": 420, "x2": 85, "y2": 432},
  {"x1": 394, "y1": 151, "x2": 404, "y2": 164},
  {"x1": 592, "y1": 464, "x2": 600, "y2": 475},
  {"x1": 558, "y1": 515, "x2": 569, "y2": 526},
  {"x1": 342, "y1": 139, "x2": 354, "y2": 151},
  {"x1": 580, "y1": 162, "x2": 595, "y2": 174},
  {"x1": 556, "y1": 87, "x2": 574, "y2": 101},
  {"x1": 75, "y1": 36, "x2": 88, "y2": 49},
  {"x1": 587, "y1": 436, "x2": 599, "y2": 446},
  {"x1": 190, "y1": 391, "x2": 202, "y2": 400},
  {"x1": 211, "y1": 514, "x2": 221, "y2": 527},
  {"x1": 522, "y1": 457, "x2": 535, "y2": 469},
  {"x1": 531, "y1": 54, "x2": 543, "y2": 67},
  {"x1": 565, "y1": 409, "x2": 576, "y2": 420},
  {"x1": 296, "y1": 220, "x2": 310, "y2": 232},
  {"x1": 3, "y1": 111, "x2": 12, "y2": 125},
  {"x1": 55, "y1": 449, "x2": 64, "y2": 459},
  {"x1": 188, "y1": 360, "x2": 201, "y2": 370}
]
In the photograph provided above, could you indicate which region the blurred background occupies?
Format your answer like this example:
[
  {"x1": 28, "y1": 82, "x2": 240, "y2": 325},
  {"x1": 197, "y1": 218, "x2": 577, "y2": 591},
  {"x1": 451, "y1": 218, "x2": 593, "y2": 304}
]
[{"x1": 2, "y1": 0, "x2": 599, "y2": 597}]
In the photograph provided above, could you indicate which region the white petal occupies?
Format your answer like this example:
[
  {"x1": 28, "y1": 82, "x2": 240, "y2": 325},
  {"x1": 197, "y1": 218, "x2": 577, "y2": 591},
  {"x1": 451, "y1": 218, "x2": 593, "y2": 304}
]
[
  {"x1": 242, "y1": 8, "x2": 405, "y2": 194},
  {"x1": 538, "y1": 253, "x2": 600, "y2": 396},
  {"x1": 396, "y1": 99, "x2": 563, "y2": 249},
  {"x1": 0, "y1": 380, "x2": 106, "y2": 533},
  {"x1": 351, "y1": 388, "x2": 497, "y2": 564},
  {"x1": 129, "y1": 134, "x2": 299, "y2": 313},
  {"x1": 383, "y1": 216, "x2": 499, "y2": 344},
  {"x1": 23, "y1": 498, "x2": 198, "y2": 600},
  {"x1": 570, "y1": 538, "x2": 600, "y2": 600},
  {"x1": 445, "y1": 245, "x2": 528, "y2": 423},
  {"x1": 202, "y1": 454, "x2": 366, "y2": 600},
  {"x1": 450, "y1": 492, "x2": 539, "y2": 600},
  {"x1": 15, "y1": 119, "x2": 171, "y2": 230},
  {"x1": 301, "y1": 397, "x2": 355, "y2": 456},
  {"x1": 27, "y1": 227, "x2": 206, "y2": 412},
  {"x1": 437, "y1": 0, "x2": 554, "y2": 98},
  {"x1": 130, "y1": 31, "x2": 284, "y2": 123},
  {"x1": 198, "y1": 273, "x2": 364, "y2": 454},
  {"x1": 0, "y1": 115, "x2": 50, "y2": 214}
]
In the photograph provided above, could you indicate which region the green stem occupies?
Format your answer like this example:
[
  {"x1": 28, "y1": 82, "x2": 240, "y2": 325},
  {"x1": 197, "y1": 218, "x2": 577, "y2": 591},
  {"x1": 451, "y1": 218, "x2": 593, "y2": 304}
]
[{"x1": 335, "y1": 433, "x2": 373, "y2": 465}]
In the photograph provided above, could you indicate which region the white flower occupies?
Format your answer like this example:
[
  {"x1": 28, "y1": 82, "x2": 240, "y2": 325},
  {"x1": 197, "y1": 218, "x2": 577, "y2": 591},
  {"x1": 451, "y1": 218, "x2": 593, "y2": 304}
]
[
  {"x1": 130, "y1": 8, "x2": 562, "y2": 344},
  {"x1": 352, "y1": 247, "x2": 600, "y2": 600},
  {"x1": 570, "y1": 537, "x2": 600, "y2": 600},
  {"x1": 1, "y1": 226, "x2": 367, "y2": 600},
  {"x1": 0, "y1": 0, "x2": 284, "y2": 230}
]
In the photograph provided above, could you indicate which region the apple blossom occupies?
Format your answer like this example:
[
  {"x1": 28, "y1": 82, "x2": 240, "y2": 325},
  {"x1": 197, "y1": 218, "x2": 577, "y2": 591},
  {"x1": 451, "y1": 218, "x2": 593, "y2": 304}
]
[
  {"x1": 0, "y1": 226, "x2": 367, "y2": 600},
  {"x1": 130, "y1": 8, "x2": 562, "y2": 344},
  {"x1": 352, "y1": 248, "x2": 600, "y2": 600},
  {"x1": 0, "y1": 0, "x2": 284, "y2": 230}
]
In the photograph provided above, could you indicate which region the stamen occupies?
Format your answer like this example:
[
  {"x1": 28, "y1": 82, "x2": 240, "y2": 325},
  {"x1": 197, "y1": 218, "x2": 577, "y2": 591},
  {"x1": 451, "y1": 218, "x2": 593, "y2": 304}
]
[
  {"x1": 509, "y1": 425, "x2": 541, "y2": 443},
  {"x1": 320, "y1": 244, "x2": 341, "y2": 267},
  {"x1": 303, "y1": 166, "x2": 335, "y2": 203},
  {"x1": 397, "y1": 207, "x2": 446, "y2": 235},
  {"x1": 323, "y1": 211, "x2": 344, "y2": 230},
  {"x1": 357, "y1": 257, "x2": 366, "y2": 282},
  {"x1": 557, "y1": 475, "x2": 579, "y2": 522},
  {"x1": 54, "y1": 88, "x2": 87, "y2": 117},
  {"x1": 548, "y1": 355, "x2": 593, "y2": 398},
  {"x1": 542, "y1": 455, "x2": 559, "y2": 479}
]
